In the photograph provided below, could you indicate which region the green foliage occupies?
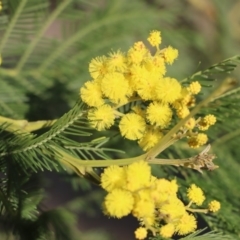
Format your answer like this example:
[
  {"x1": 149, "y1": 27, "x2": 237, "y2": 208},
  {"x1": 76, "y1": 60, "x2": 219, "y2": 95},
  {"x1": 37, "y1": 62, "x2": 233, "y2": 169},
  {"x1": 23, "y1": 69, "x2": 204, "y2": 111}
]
[
  {"x1": 0, "y1": 0, "x2": 240, "y2": 239},
  {"x1": 152, "y1": 228, "x2": 235, "y2": 240}
]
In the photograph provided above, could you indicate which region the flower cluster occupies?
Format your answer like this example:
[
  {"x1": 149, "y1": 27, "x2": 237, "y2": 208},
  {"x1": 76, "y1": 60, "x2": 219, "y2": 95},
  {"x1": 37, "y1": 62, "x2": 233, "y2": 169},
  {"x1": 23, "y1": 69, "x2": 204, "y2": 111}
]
[
  {"x1": 80, "y1": 31, "x2": 216, "y2": 151},
  {"x1": 101, "y1": 160, "x2": 220, "y2": 239}
]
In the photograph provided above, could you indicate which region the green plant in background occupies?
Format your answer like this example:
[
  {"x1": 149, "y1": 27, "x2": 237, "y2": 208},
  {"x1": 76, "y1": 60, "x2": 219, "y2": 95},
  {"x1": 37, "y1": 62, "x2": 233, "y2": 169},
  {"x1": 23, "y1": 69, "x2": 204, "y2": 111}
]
[{"x1": 0, "y1": 0, "x2": 240, "y2": 240}]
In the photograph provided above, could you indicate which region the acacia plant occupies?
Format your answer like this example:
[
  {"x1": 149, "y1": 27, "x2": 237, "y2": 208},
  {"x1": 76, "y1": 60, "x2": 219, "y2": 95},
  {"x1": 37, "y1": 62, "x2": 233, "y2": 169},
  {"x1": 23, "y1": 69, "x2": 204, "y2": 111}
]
[{"x1": 0, "y1": 0, "x2": 240, "y2": 240}]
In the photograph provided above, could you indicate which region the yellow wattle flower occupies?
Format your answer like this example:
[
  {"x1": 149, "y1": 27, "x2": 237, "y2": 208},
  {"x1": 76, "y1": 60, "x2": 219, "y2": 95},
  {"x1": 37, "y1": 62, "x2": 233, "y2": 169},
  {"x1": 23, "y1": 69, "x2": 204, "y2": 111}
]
[
  {"x1": 101, "y1": 165, "x2": 126, "y2": 192},
  {"x1": 188, "y1": 81, "x2": 202, "y2": 95},
  {"x1": 175, "y1": 213, "x2": 197, "y2": 235},
  {"x1": 135, "y1": 227, "x2": 148, "y2": 240},
  {"x1": 154, "y1": 77, "x2": 182, "y2": 103},
  {"x1": 187, "y1": 184, "x2": 205, "y2": 206},
  {"x1": 208, "y1": 200, "x2": 221, "y2": 212},
  {"x1": 125, "y1": 160, "x2": 151, "y2": 191},
  {"x1": 159, "y1": 223, "x2": 175, "y2": 238},
  {"x1": 204, "y1": 114, "x2": 217, "y2": 126},
  {"x1": 101, "y1": 72, "x2": 130, "y2": 104},
  {"x1": 80, "y1": 80, "x2": 104, "y2": 107},
  {"x1": 89, "y1": 56, "x2": 109, "y2": 79},
  {"x1": 188, "y1": 133, "x2": 208, "y2": 148},
  {"x1": 107, "y1": 50, "x2": 127, "y2": 72},
  {"x1": 104, "y1": 189, "x2": 134, "y2": 218},
  {"x1": 146, "y1": 102, "x2": 172, "y2": 128},
  {"x1": 119, "y1": 113, "x2": 146, "y2": 140},
  {"x1": 163, "y1": 46, "x2": 178, "y2": 64},
  {"x1": 138, "y1": 126, "x2": 163, "y2": 151},
  {"x1": 147, "y1": 30, "x2": 161, "y2": 47},
  {"x1": 88, "y1": 104, "x2": 115, "y2": 131}
]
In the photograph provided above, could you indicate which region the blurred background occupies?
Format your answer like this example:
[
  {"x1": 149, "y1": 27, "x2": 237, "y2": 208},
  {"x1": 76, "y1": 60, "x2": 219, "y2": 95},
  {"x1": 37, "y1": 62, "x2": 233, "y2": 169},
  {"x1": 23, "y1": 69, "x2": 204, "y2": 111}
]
[{"x1": 0, "y1": 0, "x2": 240, "y2": 239}]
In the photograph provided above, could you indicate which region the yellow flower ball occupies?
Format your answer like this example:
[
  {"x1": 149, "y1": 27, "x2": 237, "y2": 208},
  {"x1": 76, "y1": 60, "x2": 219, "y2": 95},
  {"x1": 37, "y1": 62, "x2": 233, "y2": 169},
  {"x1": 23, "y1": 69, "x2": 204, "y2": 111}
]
[
  {"x1": 136, "y1": 69, "x2": 159, "y2": 101},
  {"x1": 107, "y1": 50, "x2": 127, "y2": 72},
  {"x1": 163, "y1": 46, "x2": 178, "y2": 64},
  {"x1": 127, "y1": 47, "x2": 145, "y2": 65},
  {"x1": 208, "y1": 200, "x2": 221, "y2": 212},
  {"x1": 146, "y1": 102, "x2": 172, "y2": 128},
  {"x1": 133, "y1": 197, "x2": 155, "y2": 219},
  {"x1": 101, "y1": 72, "x2": 130, "y2": 104},
  {"x1": 175, "y1": 213, "x2": 197, "y2": 235},
  {"x1": 159, "y1": 223, "x2": 175, "y2": 238},
  {"x1": 119, "y1": 113, "x2": 146, "y2": 140},
  {"x1": 204, "y1": 114, "x2": 217, "y2": 126},
  {"x1": 147, "y1": 30, "x2": 161, "y2": 47},
  {"x1": 188, "y1": 133, "x2": 208, "y2": 148},
  {"x1": 160, "y1": 198, "x2": 186, "y2": 221},
  {"x1": 135, "y1": 227, "x2": 148, "y2": 240},
  {"x1": 89, "y1": 56, "x2": 109, "y2": 79},
  {"x1": 188, "y1": 81, "x2": 201, "y2": 95},
  {"x1": 155, "y1": 77, "x2": 182, "y2": 103},
  {"x1": 176, "y1": 105, "x2": 190, "y2": 119},
  {"x1": 101, "y1": 165, "x2": 126, "y2": 192},
  {"x1": 138, "y1": 127, "x2": 163, "y2": 151},
  {"x1": 104, "y1": 189, "x2": 134, "y2": 218},
  {"x1": 152, "y1": 55, "x2": 166, "y2": 76},
  {"x1": 88, "y1": 105, "x2": 115, "y2": 131},
  {"x1": 126, "y1": 160, "x2": 151, "y2": 192},
  {"x1": 80, "y1": 80, "x2": 104, "y2": 107},
  {"x1": 187, "y1": 184, "x2": 205, "y2": 206}
]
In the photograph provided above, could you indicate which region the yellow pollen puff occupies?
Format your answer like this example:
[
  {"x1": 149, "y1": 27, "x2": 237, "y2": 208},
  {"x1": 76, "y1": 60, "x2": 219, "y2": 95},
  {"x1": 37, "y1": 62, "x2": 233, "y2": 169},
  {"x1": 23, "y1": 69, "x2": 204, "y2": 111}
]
[
  {"x1": 101, "y1": 165, "x2": 126, "y2": 192},
  {"x1": 133, "y1": 41, "x2": 149, "y2": 56},
  {"x1": 204, "y1": 114, "x2": 216, "y2": 126},
  {"x1": 176, "y1": 105, "x2": 190, "y2": 119},
  {"x1": 134, "y1": 188, "x2": 152, "y2": 201},
  {"x1": 107, "y1": 50, "x2": 127, "y2": 72},
  {"x1": 146, "y1": 102, "x2": 172, "y2": 128},
  {"x1": 188, "y1": 81, "x2": 201, "y2": 95},
  {"x1": 135, "y1": 69, "x2": 159, "y2": 101},
  {"x1": 160, "y1": 198, "x2": 186, "y2": 221},
  {"x1": 163, "y1": 46, "x2": 178, "y2": 64},
  {"x1": 128, "y1": 65, "x2": 147, "y2": 90},
  {"x1": 133, "y1": 198, "x2": 155, "y2": 219},
  {"x1": 135, "y1": 227, "x2": 148, "y2": 240},
  {"x1": 127, "y1": 47, "x2": 145, "y2": 64},
  {"x1": 125, "y1": 160, "x2": 151, "y2": 192},
  {"x1": 138, "y1": 127, "x2": 163, "y2": 151},
  {"x1": 88, "y1": 105, "x2": 115, "y2": 131},
  {"x1": 101, "y1": 72, "x2": 130, "y2": 104},
  {"x1": 80, "y1": 80, "x2": 104, "y2": 107},
  {"x1": 188, "y1": 133, "x2": 208, "y2": 148},
  {"x1": 152, "y1": 55, "x2": 166, "y2": 75},
  {"x1": 208, "y1": 200, "x2": 221, "y2": 212},
  {"x1": 175, "y1": 213, "x2": 197, "y2": 235},
  {"x1": 178, "y1": 87, "x2": 191, "y2": 105},
  {"x1": 133, "y1": 41, "x2": 146, "y2": 50},
  {"x1": 147, "y1": 30, "x2": 161, "y2": 47},
  {"x1": 104, "y1": 189, "x2": 134, "y2": 218},
  {"x1": 89, "y1": 56, "x2": 109, "y2": 79},
  {"x1": 119, "y1": 113, "x2": 146, "y2": 140},
  {"x1": 159, "y1": 223, "x2": 175, "y2": 238},
  {"x1": 155, "y1": 77, "x2": 182, "y2": 103},
  {"x1": 187, "y1": 184, "x2": 205, "y2": 206},
  {"x1": 151, "y1": 179, "x2": 178, "y2": 206},
  {"x1": 155, "y1": 178, "x2": 178, "y2": 195}
]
